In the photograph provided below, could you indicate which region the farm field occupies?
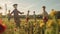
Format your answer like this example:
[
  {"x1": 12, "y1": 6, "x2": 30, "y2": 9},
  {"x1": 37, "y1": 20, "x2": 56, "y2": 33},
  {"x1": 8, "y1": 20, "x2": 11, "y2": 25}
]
[{"x1": 2, "y1": 18, "x2": 60, "y2": 34}]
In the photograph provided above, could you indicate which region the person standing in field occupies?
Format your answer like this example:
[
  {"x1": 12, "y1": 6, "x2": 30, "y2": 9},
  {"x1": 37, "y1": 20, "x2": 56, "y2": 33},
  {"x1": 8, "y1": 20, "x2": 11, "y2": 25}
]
[
  {"x1": 10, "y1": 4, "x2": 24, "y2": 28},
  {"x1": 42, "y1": 6, "x2": 48, "y2": 34},
  {"x1": 33, "y1": 11, "x2": 36, "y2": 23},
  {"x1": 25, "y1": 10, "x2": 30, "y2": 34},
  {"x1": 7, "y1": 10, "x2": 11, "y2": 22},
  {"x1": 42, "y1": 6, "x2": 48, "y2": 24},
  {"x1": 26, "y1": 10, "x2": 30, "y2": 23}
]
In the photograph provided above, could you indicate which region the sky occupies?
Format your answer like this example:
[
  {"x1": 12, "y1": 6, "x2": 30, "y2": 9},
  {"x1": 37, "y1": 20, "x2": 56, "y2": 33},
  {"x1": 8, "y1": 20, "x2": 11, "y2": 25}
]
[{"x1": 0, "y1": 0, "x2": 60, "y2": 15}]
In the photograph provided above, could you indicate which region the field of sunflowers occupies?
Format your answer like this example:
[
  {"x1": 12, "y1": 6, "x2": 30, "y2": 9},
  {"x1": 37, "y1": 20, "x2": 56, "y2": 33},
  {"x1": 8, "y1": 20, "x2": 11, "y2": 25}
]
[
  {"x1": 1, "y1": 17, "x2": 60, "y2": 34},
  {"x1": 0, "y1": 11, "x2": 59, "y2": 34}
]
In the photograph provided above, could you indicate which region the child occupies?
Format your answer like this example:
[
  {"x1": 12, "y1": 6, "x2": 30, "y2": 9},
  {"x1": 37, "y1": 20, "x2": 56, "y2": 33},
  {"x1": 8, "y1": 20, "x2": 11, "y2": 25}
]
[
  {"x1": 33, "y1": 11, "x2": 36, "y2": 23},
  {"x1": 7, "y1": 10, "x2": 11, "y2": 22},
  {"x1": 42, "y1": 6, "x2": 48, "y2": 24},
  {"x1": 42, "y1": 6, "x2": 48, "y2": 34},
  {"x1": 25, "y1": 10, "x2": 30, "y2": 34},
  {"x1": 26, "y1": 10, "x2": 30, "y2": 23},
  {"x1": 10, "y1": 4, "x2": 24, "y2": 28}
]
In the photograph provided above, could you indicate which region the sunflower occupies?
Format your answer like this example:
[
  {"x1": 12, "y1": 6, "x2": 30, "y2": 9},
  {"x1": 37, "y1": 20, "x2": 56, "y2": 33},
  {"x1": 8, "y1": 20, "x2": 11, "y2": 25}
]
[
  {"x1": 46, "y1": 20, "x2": 54, "y2": 28},
  {"x1": 50, "y1": 10, "x2": 56, "y2": 17},
  {"x1": 40, "y1": 22, "x2": 45, "y2": 28}
]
